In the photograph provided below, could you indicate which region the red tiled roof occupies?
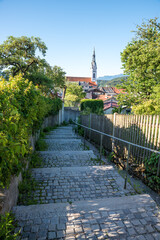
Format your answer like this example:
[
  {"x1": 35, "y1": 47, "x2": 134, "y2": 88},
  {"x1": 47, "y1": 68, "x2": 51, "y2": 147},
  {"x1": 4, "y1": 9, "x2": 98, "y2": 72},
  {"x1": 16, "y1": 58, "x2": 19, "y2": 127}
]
[
  {"x1": 95, "y1": 95, "x2": 107, "y2": 101},
  {"x1": 66, "y1": 76, "x2": 97, "y2": 86},
  {"x1": 89, "y1": 82, "x2": 97, "y2": 86},
  {"x1": 104, "y1": 102, "x2": 119, "y2": 110},
  {"x1": 112, "y1": 87, "x2": 126, "y2": 94},
  {"x1": 66, "y1": 76, "x2": 91, "y2": 83}
]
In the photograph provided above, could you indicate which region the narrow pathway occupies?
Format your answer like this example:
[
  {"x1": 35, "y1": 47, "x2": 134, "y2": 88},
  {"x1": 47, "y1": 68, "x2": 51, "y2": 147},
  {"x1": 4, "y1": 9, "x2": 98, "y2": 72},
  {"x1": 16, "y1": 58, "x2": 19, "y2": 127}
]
[{"x1": 13, "y1": 126, "x2": 160, "y2": 239}]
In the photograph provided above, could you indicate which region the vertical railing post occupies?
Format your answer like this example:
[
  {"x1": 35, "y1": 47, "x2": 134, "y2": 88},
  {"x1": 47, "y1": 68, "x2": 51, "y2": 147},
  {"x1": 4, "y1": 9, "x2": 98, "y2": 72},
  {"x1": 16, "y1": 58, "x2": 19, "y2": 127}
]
[
  {"x1": 84, "y1": 127, "x2": 86, "y2": 150},
  {"x1": 100, "y1": 134, "x2": 103, "y2": 165},
  {"x1": 89, "y1": 113, "x2": 92, "y2": 141},
  {"x1": 112, "y1": 113, "x2": 116, "y2": 152},
  {"x1": 157, "y1": 155, "x2": 160, "y2": 176},
  {"x1": 124, "y1": 143, "x2": 130, "y2": 189}
]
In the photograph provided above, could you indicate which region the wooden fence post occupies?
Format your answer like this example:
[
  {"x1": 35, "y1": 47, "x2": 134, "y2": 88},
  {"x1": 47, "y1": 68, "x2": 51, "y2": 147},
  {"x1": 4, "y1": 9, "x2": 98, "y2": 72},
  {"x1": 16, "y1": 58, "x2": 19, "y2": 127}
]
[
  {"x1": 112, "y1": 113, "x2": 116, "y2": 152},
  {"x1": 89, "y1": 113, "x2": 92, "y2": 141},
  {"x1": 100, "y1": 134, "x2": 103, "y2": 165},
  {"x1": 124, "y1": 143, "x2": 130, "y2": 189}
]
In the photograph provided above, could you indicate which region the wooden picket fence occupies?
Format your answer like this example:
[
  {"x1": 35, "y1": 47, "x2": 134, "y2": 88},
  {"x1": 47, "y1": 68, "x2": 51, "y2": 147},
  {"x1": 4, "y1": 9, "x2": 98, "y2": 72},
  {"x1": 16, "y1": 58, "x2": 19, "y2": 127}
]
[{"x1": 80, "y1": 114, "x2": 160, "y2": 169}]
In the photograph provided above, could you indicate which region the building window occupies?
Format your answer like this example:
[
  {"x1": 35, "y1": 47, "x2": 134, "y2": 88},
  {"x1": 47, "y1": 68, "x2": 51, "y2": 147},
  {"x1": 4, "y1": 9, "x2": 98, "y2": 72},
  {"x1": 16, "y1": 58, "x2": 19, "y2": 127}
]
[{"x1": 93, "y1": 73, "x2": 95, "y2": 78}]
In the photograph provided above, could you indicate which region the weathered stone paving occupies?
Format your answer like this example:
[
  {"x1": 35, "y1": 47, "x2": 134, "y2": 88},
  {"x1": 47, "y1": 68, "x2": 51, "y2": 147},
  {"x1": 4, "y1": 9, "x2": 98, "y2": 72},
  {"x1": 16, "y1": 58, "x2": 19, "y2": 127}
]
[
  {"x1": 38, "y1": 151, "x2": 100, "y2": 167},
  {"x1": 44, "y1": 139, "x2": 83, "y2": 151},
  {"x1": 13, "y1": 195, "x2": 160, "y2": 239},
  {"x1": 30, "y1": 166, "x2": 136, "y2": 204},
  {"x1": 13, "y1": 126, "x2": 160, "y2": 239}
]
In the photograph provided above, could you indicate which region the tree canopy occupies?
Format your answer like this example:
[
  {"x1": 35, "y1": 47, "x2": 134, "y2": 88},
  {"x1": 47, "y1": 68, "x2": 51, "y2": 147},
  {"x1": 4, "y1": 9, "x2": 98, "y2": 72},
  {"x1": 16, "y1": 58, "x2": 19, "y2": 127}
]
[
  {"x1": 64, "y1": 82, "x2": 86, "y2": 107},
  {"x1": 0, "y1": 36, "x2": 47, "y2": 77},
  {"x1": 118, "y1": 18, "x2": 160, "y2": 108},
  {"x1": 0, "y1": 36, "x2": 66, "y2": 91}
]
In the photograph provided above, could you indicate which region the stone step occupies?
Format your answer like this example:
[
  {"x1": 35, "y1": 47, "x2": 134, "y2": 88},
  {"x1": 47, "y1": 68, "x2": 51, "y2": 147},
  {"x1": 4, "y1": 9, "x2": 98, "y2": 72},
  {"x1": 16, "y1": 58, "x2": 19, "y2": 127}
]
[
  {"x1": 13, "y1": 194, "x2": 160, "y2": 239},
  {"x1": 27, "y1": 166, "x2": 136, "y2": 204},
  {"x1": 38, "y1": 150, "x2": 98, "y2": 167},
  {"x1": 47, "y1": 132, "x2": 75, "y2": 135},
  {"x1": 44, "y1": 139, "x2": 83, "y2": 151},
  {"x1": 56, "y1": 126, "x2": 73, "y2": 129},
  {"x1": 44, "y1": 134, "x2": 78, "y2": 139}
]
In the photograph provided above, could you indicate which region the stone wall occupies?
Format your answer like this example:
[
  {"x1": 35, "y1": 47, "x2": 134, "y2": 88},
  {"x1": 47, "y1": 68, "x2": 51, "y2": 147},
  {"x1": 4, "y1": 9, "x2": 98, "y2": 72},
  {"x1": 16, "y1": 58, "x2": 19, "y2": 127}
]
[
  {"x1": 0, "y1": 113, "x2": 60, "y2": 215},
  {"x1": 64, "y1": 107, "x2": 80, "y2": 122}
]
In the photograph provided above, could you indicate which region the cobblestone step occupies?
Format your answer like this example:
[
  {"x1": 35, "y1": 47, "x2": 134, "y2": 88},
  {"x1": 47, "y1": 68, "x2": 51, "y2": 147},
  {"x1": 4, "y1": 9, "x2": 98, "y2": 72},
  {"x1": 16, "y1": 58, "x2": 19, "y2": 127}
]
[
  {"x1": 44, "y1": 139, "x2": 83, "y2": 151},
  {"x1": 13, "y1": 194, "x2": 160, "y2": 239},
  {"x1": 28, "y1": 166, "x2": 136, "y2": 204},
  {"x1": 13, "y1": 126, "x2": 160, "y2": 239},
  {"x1": 44, "y1": 135, "x2": 79, "y2": 139},
  {"x1": 38, "y1": 150, "x2": 98, "y2": 167}
]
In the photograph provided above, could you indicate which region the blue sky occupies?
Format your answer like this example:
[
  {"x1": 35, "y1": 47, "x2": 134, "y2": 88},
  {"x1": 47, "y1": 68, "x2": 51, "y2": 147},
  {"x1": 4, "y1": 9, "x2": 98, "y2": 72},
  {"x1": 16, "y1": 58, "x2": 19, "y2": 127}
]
[{"x1": 1, "y1": 0, "x2": 160, "y2": 77}]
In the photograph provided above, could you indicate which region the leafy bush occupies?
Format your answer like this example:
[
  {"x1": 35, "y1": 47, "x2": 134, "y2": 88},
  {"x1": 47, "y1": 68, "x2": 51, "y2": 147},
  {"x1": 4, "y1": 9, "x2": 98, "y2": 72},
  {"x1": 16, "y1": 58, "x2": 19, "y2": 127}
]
[
  {"x1": 0, "y1": 74, "x2": 61, "y2": 188},
  {"x1": 35, "y1": 139, "x2": 48, "y2": 151},
  {"x1": 145, "y1": 153, "x2": 160, "y2": 192},
  {"x1": 0, "y1": 212, "x2": 20, "y2": 239},
  {"x1": 18, "y1": 170, "x2": 38, "y2": 205},
  {"x1": 80, "y1": 99, "x2": 104, "y2": 114}
]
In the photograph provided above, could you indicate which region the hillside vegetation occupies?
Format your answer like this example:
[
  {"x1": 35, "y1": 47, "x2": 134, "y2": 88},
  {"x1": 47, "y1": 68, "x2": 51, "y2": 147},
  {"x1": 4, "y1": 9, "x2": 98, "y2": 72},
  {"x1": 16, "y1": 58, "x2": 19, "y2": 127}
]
[{"x1": 97, "y1": 76, "x2": 128, "y2": 87}]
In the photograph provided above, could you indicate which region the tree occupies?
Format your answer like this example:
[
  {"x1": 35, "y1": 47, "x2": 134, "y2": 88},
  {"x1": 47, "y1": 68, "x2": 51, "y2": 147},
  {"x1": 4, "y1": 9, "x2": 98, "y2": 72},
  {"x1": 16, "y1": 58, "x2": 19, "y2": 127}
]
[
  {"x1": 0, "y1": 36, "x2": 47, "y2": 77},
  {"x1": 132, "y1": 84, "x2": 160, "y2": 114},
  {"x1": 64, "y1": 82, "x2": 86, "y2": 107},
  {"x1": 26, "y1": 62, "x2": 66, "y2": 90},
  {"x1": 46, "y1": 65, "x2": 66, "y2": 88},
  {"x1": 118, "y1": 18, "x2": 160, "y2": 107}
]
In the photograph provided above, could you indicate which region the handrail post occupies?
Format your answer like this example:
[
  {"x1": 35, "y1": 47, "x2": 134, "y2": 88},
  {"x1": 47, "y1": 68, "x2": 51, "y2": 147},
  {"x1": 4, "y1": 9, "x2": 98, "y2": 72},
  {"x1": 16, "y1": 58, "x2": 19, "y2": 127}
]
[
  {"x1": 84, "y1": 127, "x2": 86, "y2": 150},
  {"x1": 124, "y1": 143, "x2": 130, "y2": 189},
  {"x1": 89, "y1": 113, "x2": 91, "y2": 141},
  {"x1": 157, "y1": 155, "x2": 160, "y2": 176},
  {"x1": 100, "y1": 134, "x2": 103, "y2": 165}
]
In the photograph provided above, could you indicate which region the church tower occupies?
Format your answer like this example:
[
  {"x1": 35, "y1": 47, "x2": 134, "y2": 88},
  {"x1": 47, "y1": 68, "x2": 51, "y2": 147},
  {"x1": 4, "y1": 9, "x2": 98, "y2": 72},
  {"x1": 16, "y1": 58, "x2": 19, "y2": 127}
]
[{"x1": 91, "y1": 48, "x2": 97, "y2": 83}]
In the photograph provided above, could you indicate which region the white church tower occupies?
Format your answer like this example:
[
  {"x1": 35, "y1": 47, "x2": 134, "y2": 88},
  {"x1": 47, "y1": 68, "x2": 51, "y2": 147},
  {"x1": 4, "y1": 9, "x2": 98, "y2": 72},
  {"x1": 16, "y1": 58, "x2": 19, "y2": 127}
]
[{"x1": 91, "y1": 48, "x2": 97, "y2": 83}]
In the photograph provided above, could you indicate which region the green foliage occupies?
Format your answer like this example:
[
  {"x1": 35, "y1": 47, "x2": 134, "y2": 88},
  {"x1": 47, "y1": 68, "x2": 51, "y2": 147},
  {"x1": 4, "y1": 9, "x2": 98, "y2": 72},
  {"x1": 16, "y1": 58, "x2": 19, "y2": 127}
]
[
  {"x1": 50, "y1": 97, "x2": 62, "y2": 114},
  {"x1": 18, "y1": 170, "x2": 39, "y2": 205},
  {"x1": 29, "y1": 152, "x2": 43, "y2": 168},
  {"x1": 0, "y1": 36, "x2": 47, "y2": 77},
  {"x1": 61, "y1": 121, "x2": 68, "y2": 126},
  {"x1": 80, "y1": 99, "x2": 104, "y2": 114},
  {"x1": 112, "y1": 106, "x2": 123, "y2": 114},
  {"x1": 145, "y1": 153, "x2": 160, "y2": 192},
  {"x1": 119, "y1": 18, "x2": 160, "y2": 108},
  {"x1": 42, "y1": 125, "x2": 58, "y2": 133},
  {"x1": 26, "y1": 64, "x2": 66, "y2": 90},
  {"x1": 35, "y1": 139, "x2": 48, "y2": 151},
  {"x1": 46, "y1": 65, "x2": 66, "y2": 88},
  {"x1": 132, "y1": 84, "x2": 160, "y2": 114},
  {"x1": 97, "y1": 76, "x2": 128, "y2": 87},
  {"x1": 0, "y1": 74, "x2": 61, "y2": 188},
  {"x1": 69, "y1": 119, "x2": 73, "y2": 124},
  {"x1": 0, "y1": 212, "x2": 21, "y2": 239},
  {"x1": 64, "y1": 82, "x2": 86, "y2": 107}
]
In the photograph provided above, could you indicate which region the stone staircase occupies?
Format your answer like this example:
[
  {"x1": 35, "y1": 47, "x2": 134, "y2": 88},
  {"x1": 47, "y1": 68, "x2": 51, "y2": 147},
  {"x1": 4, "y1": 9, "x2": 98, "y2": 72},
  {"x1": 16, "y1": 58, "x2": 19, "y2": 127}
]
[{"x1": 13, "y1": 126, "x2": 160, "y2": 240}]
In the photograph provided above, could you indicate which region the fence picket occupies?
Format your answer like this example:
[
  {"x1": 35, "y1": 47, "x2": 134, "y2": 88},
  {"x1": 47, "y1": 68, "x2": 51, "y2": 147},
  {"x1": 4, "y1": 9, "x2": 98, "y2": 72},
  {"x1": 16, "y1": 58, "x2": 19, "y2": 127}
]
[{"x1": 154, "y1": 116, "x2": 159, "y2": 150}]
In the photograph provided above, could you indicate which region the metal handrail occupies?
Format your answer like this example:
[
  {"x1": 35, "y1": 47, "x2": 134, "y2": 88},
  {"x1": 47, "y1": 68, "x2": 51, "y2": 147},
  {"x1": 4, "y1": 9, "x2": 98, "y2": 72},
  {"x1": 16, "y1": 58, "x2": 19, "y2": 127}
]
[
  {"x1": 73, "y1": 121, "x2": 160, "y2": 155},
  {"x1": 73, "y1": 121, "x2": 160, "y2": 188}
]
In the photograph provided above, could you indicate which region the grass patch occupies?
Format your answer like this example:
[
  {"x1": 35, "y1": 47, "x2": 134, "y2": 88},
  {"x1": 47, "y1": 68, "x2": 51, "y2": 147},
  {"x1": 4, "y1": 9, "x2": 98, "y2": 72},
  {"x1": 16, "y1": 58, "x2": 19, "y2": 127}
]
[
  {"x1": 0, "y1": 212, "x2": 21, "y2": 239},
  {"x1": 35, "y1": 139, "x2": 48, "y2": 151},
  {"x1": 43, "y1": 125, "x2": 58, "y2": 133},
  {"x1": 18, "y1": 170, "x2": 39, "y2": 205},
  {"x1": 29, "y1": 152, "x2": 43, "y2": 168}
]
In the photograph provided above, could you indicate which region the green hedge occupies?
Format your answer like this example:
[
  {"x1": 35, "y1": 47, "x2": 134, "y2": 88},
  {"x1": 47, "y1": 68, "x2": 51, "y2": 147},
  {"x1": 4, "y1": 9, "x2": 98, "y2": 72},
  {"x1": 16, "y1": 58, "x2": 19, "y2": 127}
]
[
  {"x1": 80, "y1": 99, "x2": 104, "y2": 114},
  {"x1": 0, "y1": 74, "x2": 62, "y2": 188}
]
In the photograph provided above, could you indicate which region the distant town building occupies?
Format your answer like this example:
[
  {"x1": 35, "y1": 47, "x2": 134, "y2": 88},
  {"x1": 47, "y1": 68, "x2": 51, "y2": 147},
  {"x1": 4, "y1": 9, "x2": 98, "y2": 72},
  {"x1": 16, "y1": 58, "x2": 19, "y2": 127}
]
[
  {"x1": 66, "y1": 49, "x2": 127, "y2": 113},
  {"x1": 66, "y1": 49, "x2": 98, "y2": 88}
]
